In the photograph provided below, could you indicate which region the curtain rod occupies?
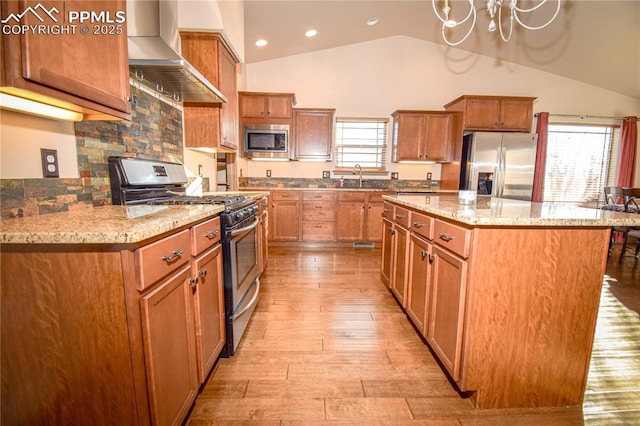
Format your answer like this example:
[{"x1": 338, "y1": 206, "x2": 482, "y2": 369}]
[{"x1": 535, "y1": 112, "x2": 631, "y2": 121}]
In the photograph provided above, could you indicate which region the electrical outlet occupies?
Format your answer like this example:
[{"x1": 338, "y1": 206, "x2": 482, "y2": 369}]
[
  {"x1": 426, "y1": 172, "x2": 432, "y2": 180},
  {"x1": 41, "y1": 149, "x2": 59, "y2": 178},
  {"x1": 391, "y1": 172, "x2": 399, "y2": 180},
  {"x1": 266, "y1": 169, "x2": 272, "y2": 177},
  {"x1": 322, "y1": 171, "x2": 330, "y2": 179}
]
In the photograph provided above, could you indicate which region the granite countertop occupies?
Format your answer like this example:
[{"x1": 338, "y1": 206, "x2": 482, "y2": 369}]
[
  {"x1": 386, "y1": 194, "x2": 640, "y2": 227},
  {"x1": 1, "y1": 204, "x2": 225, "y2": 245}
]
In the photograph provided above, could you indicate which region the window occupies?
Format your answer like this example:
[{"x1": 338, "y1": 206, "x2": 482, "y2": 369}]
[
  {"x1": 334, "y1": 117, "x2": 388, "y2": 172},
  {"x1": 543, "y1": 124, "x2": 620, "y2": 203}
]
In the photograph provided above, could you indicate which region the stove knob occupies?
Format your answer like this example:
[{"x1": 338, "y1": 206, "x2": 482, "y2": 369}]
[{"x1": 235, "y1": 211, "x2": 244, "y2": 220}]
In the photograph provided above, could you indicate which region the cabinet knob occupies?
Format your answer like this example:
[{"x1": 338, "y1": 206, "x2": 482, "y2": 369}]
[
  {"x1": 188, "y1": 277, "x2": 198, "y2": 287},
  {"x1": 429, "y1": 253, "x2": 436, "y2": 263},
  {"x1": 198, "y1": 269, "x2": 208, "y2": 279}
]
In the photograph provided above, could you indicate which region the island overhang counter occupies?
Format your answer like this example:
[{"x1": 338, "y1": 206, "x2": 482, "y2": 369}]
[{"x1": 381, "y1": 194, "x2": 640, "y2": 410}]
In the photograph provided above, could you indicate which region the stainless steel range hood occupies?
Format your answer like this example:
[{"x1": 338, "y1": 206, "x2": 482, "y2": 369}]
[{"x1": 128, "y1": 36, "x2": 227, "y2": 104}]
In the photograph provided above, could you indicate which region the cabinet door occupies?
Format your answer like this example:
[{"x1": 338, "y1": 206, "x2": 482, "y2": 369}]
[
  {"x1": 258, "y1": 210, "x2": 269, "y2": 274},
  {"x1": 426, "y1": 246, "x2": 468, "y2": 381},
  {"x1": 266, "y1": 95, "x2": 293, "y2": 118},
  {"x1": 12, "y1": 0, "x2": 130, "y2": 116},
  {"x1": 365, "y1": 201, "x2": 385, "y2": 242},
  {"x1": 424, "y1": 114, "x2": 454, "y2": 162},
  {"x1": 406, "y1": 234, "x2": 433, "y2": 335},
  {"x1": 463, "y1": 98, "x2": 502, "y2": 129},
  {"x1": 270, "y1": 201, "x2": 301, "y2": 241},
  {"x1": 218, "y1": 45, "x2": 239, "y2": 149},
  {"x1": 393, "y1": 113, "x2": 424, "y2": 162},
  {"x1": 192, "y1": 244, "x2": 225, "y2": 383},
  {"x1": 293, "y1": 109, "x2": 335, "y2": 160},
  {"x1": 140, "y1": 266, "x2": 198, "y2": 426},
  {"x1": 240, "y1": 95, "x2": 268, "y2": 118},
  {"x1": 380, "y1": 218, "x2": 394, "y2": 287},
  {"x1": 390, "y1": 224, "x2": 409, "y2": 306},
  {"x1": 499, "y1": 98, "x2": 534, "y2": 131},
  {"x1": 335, "y1": 201, "x2": 365, "y2": 241}
]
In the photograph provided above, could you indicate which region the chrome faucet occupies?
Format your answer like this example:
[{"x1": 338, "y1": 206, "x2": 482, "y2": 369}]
[{"x1": 353, "y1": 164, "x2": 363, "y2": 188}]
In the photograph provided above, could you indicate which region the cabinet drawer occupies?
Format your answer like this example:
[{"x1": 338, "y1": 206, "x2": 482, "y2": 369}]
[
  {"x1": 433, "y1": 220, "x2": 472, "y2": 258},
  {"x1": 394, "y1": 206, "x2": 411, "y2": 228},
  {"x1": 272, "y1": 191, "x2": 300, "y2": 201},
  {"x1": 303, "y1": 202, "x2": 336, "y2": 221},
  {"x1": 303, "y1": 191, "x2": 335, "y2": 201},
  {"x1": 337, "y1": 192, "x2": 366, "y2": 202},
  {"x1": 191, "y1": 216, "x2": 221, "y2": 256},
  {"x1": 411, "y1": 212, "x2": 434, "y2": 240},
  {"x1": 302, "y1": 222, "x2": 335, "y2": 241},
  {"x1": 136, "y1": 230, "x2": 191, "y2": 291},
  {"x1": 383, "y1": 202, "x2": 394, "y2": 220}
]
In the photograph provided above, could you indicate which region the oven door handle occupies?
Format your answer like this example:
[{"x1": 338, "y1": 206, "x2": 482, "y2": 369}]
[
  {"x1": 234, "y1": 279, "x2": 260, "y2": 319},
  {"x1": 230, "y1": 217, "x2": 258, "y2": 236}
]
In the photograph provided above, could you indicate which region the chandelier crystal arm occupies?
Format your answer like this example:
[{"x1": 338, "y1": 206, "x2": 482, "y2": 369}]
[
  {"x1": 513, "y1": 0, "x2": 561, "y2": 31},
  {"x1": 431, "y1": 0, "x2": 475, "y2": 27}
]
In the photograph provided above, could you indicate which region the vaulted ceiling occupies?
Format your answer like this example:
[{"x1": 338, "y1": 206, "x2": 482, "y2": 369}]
[{"x1": 243, "y1": 1, "x2": 640, "y2": 101}]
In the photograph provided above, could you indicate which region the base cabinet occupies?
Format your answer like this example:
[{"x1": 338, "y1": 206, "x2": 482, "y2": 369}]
[
  {"x1": 336, "y1": 192, "x2": 390, "y2": 243},
  {"x1": 140, "y1": 266, "x2": 199, "y2": 425},
  {"x1": 390, "y1": 223, "x2": 409, "y2": 306},
  {"x1": 1, "y1": 215, "x2": 225, "y2": 425},
  {"x1": 269, "y1": 191, "x2": 301, "y2": 241},
  {"x1": 381, "y1": 217, "x2": 394, "y2": 287},
  {"x1": 406, "y1": 234, "x2": 433, "y2": 334}
]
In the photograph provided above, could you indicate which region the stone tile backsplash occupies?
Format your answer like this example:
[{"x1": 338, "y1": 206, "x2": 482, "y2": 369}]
[{"x1": 1, "y1": 87, "x2": 184, "y2": 219}]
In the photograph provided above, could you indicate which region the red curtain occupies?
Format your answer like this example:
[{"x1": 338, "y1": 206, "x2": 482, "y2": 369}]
[
  {"x1": 532, "y1": 112, "x2": 549, "y2": 202},
  {"x1": 616, "y1": 116, "x2": 638, "y2": 187}
]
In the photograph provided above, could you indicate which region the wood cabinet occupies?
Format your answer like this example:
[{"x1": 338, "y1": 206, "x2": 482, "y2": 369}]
[
  {"x1": 302, "y1": 191, "x2": 336, "y2": 241},
  {"x1": 257, "y1": 196, "x2": 269, "y2": 275},
  {"x1": 293, "y1": 108, "x2": 335, "y2": 160},
  {"x1": 140, "y1": 265, "x2": 198, "y2": 425},
  {"x1": 406, "y1": 234, "x2": 433, "y2": 334},
  {"x1": 239, "y1": 91, "x2": 296, "y2": 123},
  {"x1": 269, "y1": 190, "x2": 301, "y2": 241},
  {"x1": 391, "y1": 111, "x2": 462, "y2": 162},
  {"x1": 381, "y1": 217, "x2": 394, "y2": 287},
  {"x1": 180, "y1": 32, "x2": 240, "y2": 151},
  {"x1": 444, "y1": 95, "x2": 536, "y2": 132},
  {"x1": 0, "y1": 0, "x2": 131, "y2": 120},
  {"x1": 390, "y1": 220, "x2": 409, "y2": 306},
  {"x1": 1, "y1": 214, "x2": 225, "y2": 425},
  {"x1": 336, "y1": 191, "x2": 390, "y2": 243}
]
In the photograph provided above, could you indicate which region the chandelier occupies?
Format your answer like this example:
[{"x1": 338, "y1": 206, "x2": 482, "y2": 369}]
[{"x1": 432, "y1": 0, "x2": 561, "y2": 46}]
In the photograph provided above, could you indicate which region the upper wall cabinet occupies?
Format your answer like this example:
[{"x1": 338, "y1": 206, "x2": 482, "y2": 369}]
[
  {"x1": 391, "y1": 110, "x2": 462, "y2": 163},
  {"x1": 239, "y1": 92, "x2": 296, "y2": 125},
  {"x1": 444, "y1": 95, "x2": 536, "y2": 132},
  {"x1": 292, "y1": 108, "x2": 335, "y2": 161},
  {"x1": 180, "y1": 32, "x2": 240, "y2": 152},
  {"x1": 0, "y1": 0, "x2": 131, "y2": 120}
]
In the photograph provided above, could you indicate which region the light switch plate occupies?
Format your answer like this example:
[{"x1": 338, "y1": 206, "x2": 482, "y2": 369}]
[{"x1": 41, "y1": 149, "x2": 59, "y2": 178}]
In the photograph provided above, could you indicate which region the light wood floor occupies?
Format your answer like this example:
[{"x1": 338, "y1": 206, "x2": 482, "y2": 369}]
[{"x1": 186, "y1": 243, "x2": 640, "y2": 425}]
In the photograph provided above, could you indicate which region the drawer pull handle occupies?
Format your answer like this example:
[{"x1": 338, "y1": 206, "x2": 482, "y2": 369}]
[
  {"x1": 439, "y1": 233, "x2": 454, "y2": 242},
  {"x1": 161, "y1": 249, "x2": 183, "y2": 262},
  {"x1": 413, "y1": 221, "x2": 425, "y2": 228},
  {"x1": 384, "y1": 208, "x2": 392, "y2": 212},
  {"x1": 396, "y1": 214, "x2": 405, "y2": 219},
  {"x1": 204, "y1": 230, "x2": 219, "y2": 239}
]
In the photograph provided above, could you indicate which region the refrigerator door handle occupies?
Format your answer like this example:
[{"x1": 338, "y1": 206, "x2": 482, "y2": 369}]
[{"x1": 494, "y1": 146, "x2": 506, "y2": 198}]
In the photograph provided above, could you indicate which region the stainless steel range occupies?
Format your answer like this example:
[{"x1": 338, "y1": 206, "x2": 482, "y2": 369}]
[{"x1": 109, "y1": 156, "x2": 260, "y2": 356}]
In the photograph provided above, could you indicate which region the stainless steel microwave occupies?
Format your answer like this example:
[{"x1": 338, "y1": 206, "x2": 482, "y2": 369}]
[{"x1": 243, "y1": 124, "x2": 289, "y2": 159}]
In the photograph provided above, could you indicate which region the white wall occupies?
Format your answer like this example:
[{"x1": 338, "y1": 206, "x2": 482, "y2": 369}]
[{"x1": 244, "y1": 35, "x2": 640, "y2": 185}]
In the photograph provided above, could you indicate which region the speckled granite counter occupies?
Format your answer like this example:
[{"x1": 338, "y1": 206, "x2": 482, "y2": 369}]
[
  {"x1": 0, "y1": 204, "x2": 225, "y2": 245},
  {"x1": 385, "y1": 194, "x2": 640, "y2": 227},
  {"x1": 240, "y1": 187, "x2": 456, "y2": 193}
]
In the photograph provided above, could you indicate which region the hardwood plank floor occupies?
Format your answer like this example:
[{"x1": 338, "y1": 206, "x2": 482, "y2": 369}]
[{"x1": 186, "y1": 244, "x2": 640, "y2": 425}]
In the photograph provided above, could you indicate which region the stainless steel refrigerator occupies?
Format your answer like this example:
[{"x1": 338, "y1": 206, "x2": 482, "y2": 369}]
[{"x1": 459, "y1": 132, "x2": 538, "y2": 201}]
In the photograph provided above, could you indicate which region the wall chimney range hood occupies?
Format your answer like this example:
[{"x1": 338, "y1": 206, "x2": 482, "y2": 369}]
[{"x1": 128, "y1": 36, "x2": 227, "y2": 104}]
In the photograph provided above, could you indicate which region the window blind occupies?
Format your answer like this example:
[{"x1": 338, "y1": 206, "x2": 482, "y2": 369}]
[
  {"x1": 543, "y1": 124, "x2": 620, "y2": 203},
  {"x1": 334, "y1": 117, "x2": 388, "y2": 171}
]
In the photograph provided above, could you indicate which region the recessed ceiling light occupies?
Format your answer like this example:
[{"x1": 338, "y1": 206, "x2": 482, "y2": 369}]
[
  {"x1": 255, "y1": 39, "x2": 268, "y2": 47},
  {"x1": 305, "y1": 29, "x2": 318, "y2": 38},
  {"x1": 366, "y1": 17, "x2": 379, "y2": 26}
]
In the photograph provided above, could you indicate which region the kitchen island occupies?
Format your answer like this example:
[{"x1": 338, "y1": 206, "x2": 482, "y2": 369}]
[{"x1": 381, "y1": 194, "x2": 640, "y2": 410}]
